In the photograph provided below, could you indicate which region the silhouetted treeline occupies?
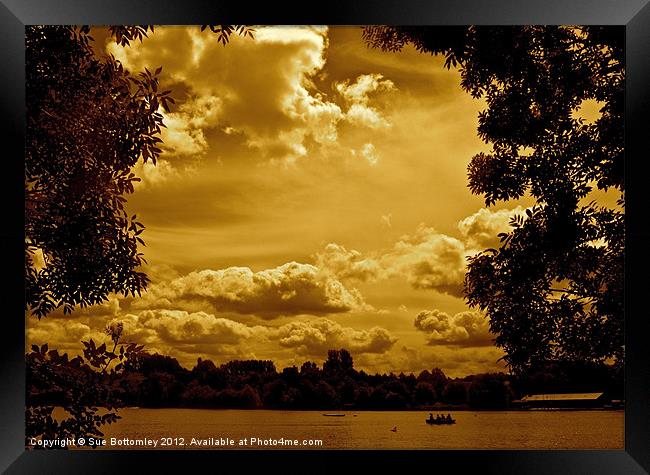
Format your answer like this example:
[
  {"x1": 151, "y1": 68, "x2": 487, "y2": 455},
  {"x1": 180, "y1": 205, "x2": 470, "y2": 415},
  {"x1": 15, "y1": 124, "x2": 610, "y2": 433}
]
[{"x1": 28, "y1": 348, "x2": 623, "y2": 411}]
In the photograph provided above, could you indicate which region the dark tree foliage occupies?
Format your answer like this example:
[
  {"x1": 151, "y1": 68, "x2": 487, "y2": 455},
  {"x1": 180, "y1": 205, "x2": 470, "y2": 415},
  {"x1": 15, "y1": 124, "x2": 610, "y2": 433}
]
[
  {"x1": 26, "y1": 324, "x2": 144, "y2": 448},
  {"x1": 323, "y1": 349, "x2": 354, "y2": 373},
  {"x1": 414, "y1": 381, "x2": 437, "y2": 404},
  {"x1": 221, "y1": 359, "x2": 277, "y2": 377},
  {"x1": 26, "y1": 25, "x2": 162, "y2": 317},
  {"x1": 510, "y1": 359, "x2": 624, "y2": 400},
  {"x1": 442, "y1": 380, "x2": 469, "y2": 405},
  {"x1": 25, "y1": 25, "x2": 254, "y2": 318},
  {"x1": 200, "y1": 25, "x2": 255, "y2": 45},
  {"x1": 364, "y1": 26, "x2": 624, "y2": 374},
  {"x1": 467, "y1": 373, "x2": 513, "y2": 409}
]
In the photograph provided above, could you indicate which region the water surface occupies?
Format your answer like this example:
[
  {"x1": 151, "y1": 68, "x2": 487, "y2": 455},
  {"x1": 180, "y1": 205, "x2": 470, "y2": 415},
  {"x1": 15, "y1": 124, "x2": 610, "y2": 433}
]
[{"x1": 90, "y1": 409, "x2": 624, "y2": 449}]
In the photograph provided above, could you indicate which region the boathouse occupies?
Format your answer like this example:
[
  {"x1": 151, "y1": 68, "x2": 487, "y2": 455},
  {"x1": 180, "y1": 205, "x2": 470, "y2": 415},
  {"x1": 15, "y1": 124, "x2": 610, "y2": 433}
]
[{"x1": 511, "y1": 392, "x2": 608, "y2": 409}]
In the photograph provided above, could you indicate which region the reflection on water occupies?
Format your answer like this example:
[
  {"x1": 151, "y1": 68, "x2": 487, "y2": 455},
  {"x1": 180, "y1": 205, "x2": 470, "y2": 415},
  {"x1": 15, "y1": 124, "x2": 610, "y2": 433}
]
[{"x1": 88, "y1": 409, "x2": 624, "y2": 449}]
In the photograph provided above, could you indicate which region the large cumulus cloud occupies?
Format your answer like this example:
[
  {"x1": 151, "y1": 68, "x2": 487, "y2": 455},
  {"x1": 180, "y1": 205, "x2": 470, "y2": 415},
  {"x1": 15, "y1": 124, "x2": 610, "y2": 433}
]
[
  {"x1": 335, "y1": 73, "x2": 395, "y2": 129},
  {"x1": 384, "y1": 225, "x2": 468, "y2": 294},
  {"x1": 107, "y1": 27, "x2": 395, "y2": 168},
  {"x1": 314, "y1": 207, "x2": 525, "y2": 297},
  {"x1": 414, "y1": 309, "x2": 493, "y2": 347},
  {"x1": 314, "y1": 225, "x2": 467, "y2": 296},
  {"x1": 273, "y1": 318, "x2": 396, "y2": 356},
  {"x1": 133, "y1": 261, "x2": 370, "y2": 318},
  {"x1": 314, "y1": 243, "x2": 383, "y2": 283},
  {"x1": 113, "y1": 310, "x2": 265, "y2": 346},
  {"x1": 457, "y1": 206, "x2": 525, "y2": 249}
]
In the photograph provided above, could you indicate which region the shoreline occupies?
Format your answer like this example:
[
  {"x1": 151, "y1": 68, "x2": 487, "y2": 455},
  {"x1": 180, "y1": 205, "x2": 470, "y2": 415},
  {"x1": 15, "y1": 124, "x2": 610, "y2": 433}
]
[{"x1": 104, "y1": 406, "x2": 625, "y2": 412}]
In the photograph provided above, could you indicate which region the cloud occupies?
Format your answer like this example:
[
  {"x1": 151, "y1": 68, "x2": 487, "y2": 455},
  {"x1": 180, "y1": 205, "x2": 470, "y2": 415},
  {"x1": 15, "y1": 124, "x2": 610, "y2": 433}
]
[
  {"x1": 383, "y1": 225, "x2": 467, "y2": 294},
  {"x1": 314, "y1": 207, "x2": 526, "y2": 297},
  {"x1": 272, "y1": 318, "x2": 396, "y2": 356},
  {"x1": 109, "y1": 310, "x2": 266, "y2": 346},
  {"x1": 457, "y1": 206, "x2": 524, "y2": 249},
  {"x1": 132, "y1": 158, "x2": 178, "y2": 189},
  {"x1": 134, "y1": 261, "x2": 370, "y2": 318},
  {"x1": 108, "y1": 26, "x2": 349, "y2": 165},
  {"x1": 158, "y1": 95, "x2": 223, "y2": 157},
  {"x1": 355, "y1": 344, "x2": 506, "y2": 378},
  {"x1": 27, "y1": 320, "x2": 95, "y2": 349},
  {"x1": 414, "y1": 309, "x2": 493, "y2": 347},
  {"x1": 314, "y1": 243, "x2": 383, "y2": 283},
  {"x1": 108, "y1": 31, "x2": 401, "y2": 166},
  {"x1": 358, "y1": 143, "x2": 379, "y2": 165},
  {"x1": 335, "y1": 73, "x2": 395, "y2": 129},
  {"x1": 315, "y1": 225, "x2": 467, "y2": 296},
  {"x1": 27, "y1": 309, "x2": 272, "y2": 368},
  {"x1": 380, "y1": 213, "x2": 392, "y2": 228}
]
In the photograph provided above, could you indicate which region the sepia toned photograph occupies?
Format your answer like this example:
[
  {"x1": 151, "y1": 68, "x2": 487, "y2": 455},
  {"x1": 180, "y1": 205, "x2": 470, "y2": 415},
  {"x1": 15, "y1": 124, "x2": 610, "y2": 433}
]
[{"x1": 25, "y1": 24, "x2": 624, "y2": 450}]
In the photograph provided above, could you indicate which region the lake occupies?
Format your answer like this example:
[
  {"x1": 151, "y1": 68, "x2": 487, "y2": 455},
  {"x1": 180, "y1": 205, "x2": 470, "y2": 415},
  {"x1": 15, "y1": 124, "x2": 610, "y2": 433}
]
[{"x1": 86, "y1": 409, "x2": 624, "y2": 449}]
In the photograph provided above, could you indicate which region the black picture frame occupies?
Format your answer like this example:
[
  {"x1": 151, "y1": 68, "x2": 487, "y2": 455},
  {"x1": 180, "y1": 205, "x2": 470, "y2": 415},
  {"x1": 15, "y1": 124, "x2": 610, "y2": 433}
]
[{"x1": 2, "y1": 1, "x2": 649, "y2": 473}]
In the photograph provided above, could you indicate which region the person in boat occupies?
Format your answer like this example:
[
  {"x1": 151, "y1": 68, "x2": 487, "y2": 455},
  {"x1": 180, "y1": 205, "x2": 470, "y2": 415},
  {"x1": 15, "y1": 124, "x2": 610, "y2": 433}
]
[
  {"x1": 436, "y1": 414, "x2": 443, "y2": 422},
  {"x1": 446, "y1": 413, "x2": 452, "y2": 422},
  {"x1": 428, "y1": 413, "x2": 434, "y2": 422}
]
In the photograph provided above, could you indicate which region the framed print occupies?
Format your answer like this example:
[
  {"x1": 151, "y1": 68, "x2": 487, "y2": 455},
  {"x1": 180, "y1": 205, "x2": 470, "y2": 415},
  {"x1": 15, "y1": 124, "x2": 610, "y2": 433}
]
[{"x1": 2, "y1": 0, "x2": 649, "y2": 473}]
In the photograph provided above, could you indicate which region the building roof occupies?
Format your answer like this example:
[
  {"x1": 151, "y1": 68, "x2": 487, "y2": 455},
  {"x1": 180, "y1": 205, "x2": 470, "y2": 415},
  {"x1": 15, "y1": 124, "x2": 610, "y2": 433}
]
[{"x1": 521, "y1": 392, "x2": 604, "y2": 402}]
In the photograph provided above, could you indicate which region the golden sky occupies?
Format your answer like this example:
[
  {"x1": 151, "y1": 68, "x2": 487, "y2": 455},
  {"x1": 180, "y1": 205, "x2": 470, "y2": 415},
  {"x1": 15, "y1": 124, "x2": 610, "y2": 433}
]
[{"x1": 27, "y1": 26, "x2": 612, "y2": 377}]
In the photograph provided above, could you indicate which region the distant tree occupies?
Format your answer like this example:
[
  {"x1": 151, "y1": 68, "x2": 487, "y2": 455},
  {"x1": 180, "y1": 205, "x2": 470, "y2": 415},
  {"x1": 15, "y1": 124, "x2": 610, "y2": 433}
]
[
  {"x1": 300, "y1": 361, "x2": 320, "y2": 377},
  {"x1": 181, "y1": 381, "x2": 219, "y2": 407},
  {"x1": 353, "y1": 384, "x2": 373, "y2": 407},
  {"x1": 467, "y1": 373, "x2": 513, "y2": 409},
  {"x1": 262, "y1": 379, "x2": 288, "y2": 407},
  {"x1": 323, "y1": 349, "x2": 354, "y2": 373},
  {"x1": 417, "y1": 368, "x2": 448, "y2": 397},
  {"x1": 442, "y1": 380, "x2": 469, "y2": 405},
  {"x1": 414, "y1": 381, "x2": 437, "y2": 404},
  {"x1": 383, "y1": 378, "x2": 410, "y2": 398},
  {"x1": 364, "y1": 26, "x2": 624, "y2": 374},
  {"x1": 191, "y1": 358, "x2": 228, "y2": 389},
  {"x1": 236, "y1": 384, "x2": 263, "y2": 408},
  {"x1": 337, "y1": 376, "x2": 358, "y2": 405},
  {"x1": 398, "y1": 372, "x2": 417, "y2": 391},
  {"x1": 281, "y1": 387, "x2": 303, "y2": 407},
  {"x1": 384, "y1": 391, "x2": 408, "y2": 409},
  {"x1": 125, "y1": 352, "x2": 186, "y2": 376},
  {"x1": 221, "y1": 360, "x2": 277, "y2": 377},
  {"x1": 315, "y1": 381, "x2": 339, "y2": 408},
  {"x1": 26, "y1": 25, "x2": 253, "y2": 318},
  {"x1": 182, "y1": 379, "x2": 262, "y2": 408},
  {"x1": 281, "y1": 366, "x2": 300, "y2": 384},
  {"x1": 368, "y1": 386, "x2": 388, "y2": 408}
]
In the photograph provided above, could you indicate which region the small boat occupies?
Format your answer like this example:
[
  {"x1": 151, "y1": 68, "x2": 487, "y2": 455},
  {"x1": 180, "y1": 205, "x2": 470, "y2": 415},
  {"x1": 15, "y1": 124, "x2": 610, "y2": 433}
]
[
  {"x1": 426, "y1": 417, "x2": 456, "y2": 425},
  {"x1": 390, "y1": 426, "x2": 397, "y2": 432},
  {"x1": 322, "y1": 413, "x2": 345, "y2": 417}
]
